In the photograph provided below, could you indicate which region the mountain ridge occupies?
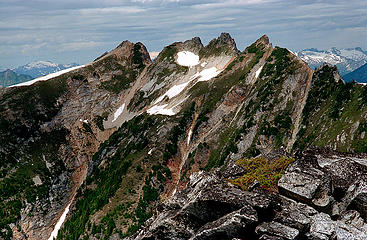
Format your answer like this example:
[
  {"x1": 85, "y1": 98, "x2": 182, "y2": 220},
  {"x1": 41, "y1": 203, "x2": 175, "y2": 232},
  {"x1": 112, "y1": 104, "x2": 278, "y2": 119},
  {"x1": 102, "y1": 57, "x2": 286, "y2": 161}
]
[{"x1": 1, "y1": 33, "x2": 367, "y2": 240}]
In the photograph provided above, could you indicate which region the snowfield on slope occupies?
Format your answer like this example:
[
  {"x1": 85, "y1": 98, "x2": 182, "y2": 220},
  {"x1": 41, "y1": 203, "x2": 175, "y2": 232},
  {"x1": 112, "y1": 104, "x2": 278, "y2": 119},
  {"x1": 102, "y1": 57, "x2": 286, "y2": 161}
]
[
  {"x1": 146, "y1": 53, "x2": 232, "y2": 116},
  {"x1": 153, "y1": 82, "x2": 190, "y2": 104},
  {"x1": 112, "y1": 103, "x2": 126, "y2": 122},
  {"x1": 196, "y1": 67, "x2": 222, "y2": 82},
  {"x1": 48, "y1": 202, "x2": 71, "y2": 240},
  {"x1": 177, "y1": 51, "x2": 199, "y2": 67},
  {"x1": 153, "y1": 66, "x2": 224, "y2": 106},
  {"x1": 255, "y1": 66, "x2": 263, "y2": 78},
  {"x1": 9, "y1": 65, "x2": 85, "y2": 87},
  {"x1": 147, "y1": 104, "x2": 176, "y2": 116}
]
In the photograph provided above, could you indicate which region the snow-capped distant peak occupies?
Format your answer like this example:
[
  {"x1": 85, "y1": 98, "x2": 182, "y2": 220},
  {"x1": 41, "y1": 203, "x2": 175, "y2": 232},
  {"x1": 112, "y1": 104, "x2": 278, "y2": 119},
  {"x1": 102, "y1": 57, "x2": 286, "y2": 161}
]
[
  {"x1": 25, "y1": 61, "x2": 58, "y2": 69},
  {"x1": 9, "y1": 65, "x2": 85, "y2": 88},
  {"x1": 296, "y1": 47, "x2": 367, "y2": 75},
  {"x1": 12, "y1": 61, "x2": 80, "y2": 78}
]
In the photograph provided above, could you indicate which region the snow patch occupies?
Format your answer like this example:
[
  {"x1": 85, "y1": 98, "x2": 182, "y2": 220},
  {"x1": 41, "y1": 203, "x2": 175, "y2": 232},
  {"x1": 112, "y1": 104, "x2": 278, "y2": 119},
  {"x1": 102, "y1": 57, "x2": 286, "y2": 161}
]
[
  {"x1": 177, "y1": 51, "x2": 199, "y2": 67},
  {"x1": 154, "y1": 82, "x2": 190, "y2": 104},
  {"x1": 79, "y1": 119, "x2": 88, "y2": 123},
  {"x1": 147, "y1": 104, "x2": 175, "y2": 116},
  {"x1": 187, "y1": 129, "x2": 193, "y2": 145},
  {"x1": 112, "y1": 103, "x2": 125, "y2": 122},
  {"x1": 255, "y1": 66, "x2": 263, "y2": 78},
  {"x1": 48, "y1": 202, "x2": 71, "y2": 240},
  {"x1": 197, "y1": 67, "x2": 222, "y2": 82},
  {"x1": 9, "y1": 65, "x2": 85, "y2": 87}
]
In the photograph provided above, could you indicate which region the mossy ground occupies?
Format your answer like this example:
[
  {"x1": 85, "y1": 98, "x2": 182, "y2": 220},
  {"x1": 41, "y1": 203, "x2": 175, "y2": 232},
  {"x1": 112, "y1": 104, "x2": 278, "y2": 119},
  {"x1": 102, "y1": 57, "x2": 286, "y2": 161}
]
[{"x1": 228, "y1": 156, "x2": 294, "y2": 191}]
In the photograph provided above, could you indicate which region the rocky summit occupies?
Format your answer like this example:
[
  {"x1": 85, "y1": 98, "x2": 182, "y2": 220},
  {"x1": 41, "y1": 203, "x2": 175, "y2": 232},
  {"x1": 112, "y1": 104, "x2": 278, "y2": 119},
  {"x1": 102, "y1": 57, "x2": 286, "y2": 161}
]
[{"x1": 1, "y1": 33, "x2": 367, "y2": 240}]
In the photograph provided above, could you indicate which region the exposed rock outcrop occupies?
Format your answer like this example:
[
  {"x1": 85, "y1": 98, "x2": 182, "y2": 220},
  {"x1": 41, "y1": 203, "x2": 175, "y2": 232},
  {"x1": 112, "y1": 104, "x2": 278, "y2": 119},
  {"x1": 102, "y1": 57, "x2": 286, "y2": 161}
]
[{"x1": 130, "y1": 149, "x2": 367, "y2": 239}]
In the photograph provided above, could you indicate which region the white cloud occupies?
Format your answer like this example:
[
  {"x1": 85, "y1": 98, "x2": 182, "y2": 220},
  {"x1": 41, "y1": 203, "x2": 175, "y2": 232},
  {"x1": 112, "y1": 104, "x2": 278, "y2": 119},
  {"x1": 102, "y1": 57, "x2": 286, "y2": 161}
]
[
  {"x1": 58, "y1": 41, "x2": 104, "y2": 51},
  {"x1": 79, "y1": 6, "x2": 145, "y2": 14},
  {"x1": 132, "y1": 0, "x2": 180, "y2": 2},
  {"x1": 21, "y1": 42, "x2": 48, "y2": 54},
  {"x1": 193, "y1": 0, "x2": 277, "y2": 9},
  {"x1": 1, "y1": 0, "x2": 367, "y2": 68}
]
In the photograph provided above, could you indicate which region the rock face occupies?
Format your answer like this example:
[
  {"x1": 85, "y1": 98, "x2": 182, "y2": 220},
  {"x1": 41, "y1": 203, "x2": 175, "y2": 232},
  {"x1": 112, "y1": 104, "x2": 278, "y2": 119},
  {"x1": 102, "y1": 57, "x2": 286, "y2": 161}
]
[
  {"x1": 0, "y1": 40, "x2": 151, "y2": 239},
  {"x1": 130, "y1": 149, "x2": 367, "y2": 240}
]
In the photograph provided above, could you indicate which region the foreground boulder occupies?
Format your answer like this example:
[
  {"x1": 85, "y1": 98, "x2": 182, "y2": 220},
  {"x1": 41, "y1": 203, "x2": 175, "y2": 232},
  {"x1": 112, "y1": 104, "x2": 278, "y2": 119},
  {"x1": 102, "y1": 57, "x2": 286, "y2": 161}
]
[{"x1": 127, "y1": 149, "x2": 367, "y2": 239}]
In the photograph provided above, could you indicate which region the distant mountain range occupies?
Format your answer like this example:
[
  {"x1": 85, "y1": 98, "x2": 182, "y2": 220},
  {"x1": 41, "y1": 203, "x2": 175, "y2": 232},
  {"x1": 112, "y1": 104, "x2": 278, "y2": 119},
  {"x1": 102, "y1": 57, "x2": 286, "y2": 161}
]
[
  {"x1": 0, "y1": 69, "x2": 33, "y2": 87},
  {"x1": 296, "y1": 47, "x2": 367, "y2": 76},
  {"x1": 0, "y1": 61, "x2": 79, "y2": 87},
  {"x1": 12, "y1": 61, "x2": 79, "y2": 78},
  {"x1": 343, "y1": 62, "x2": 367, "y2": 83}
]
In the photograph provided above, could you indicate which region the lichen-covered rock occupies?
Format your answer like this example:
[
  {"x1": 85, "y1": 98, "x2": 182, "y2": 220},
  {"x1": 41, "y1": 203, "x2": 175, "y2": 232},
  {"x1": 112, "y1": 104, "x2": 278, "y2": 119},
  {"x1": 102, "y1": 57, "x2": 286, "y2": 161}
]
[
  {"x1": 131, "y1": 171, "x2": 263, "y2": 240},
  {"x1": 278, "y1": 171, "x2": 322, "y2": 202},
  {"x1": 309, "y1": 213, "x2": 336, "y2": 239},
  {"x1": 192, "y1": 205, "x2": 258, "y2": 240},
  {"x1": 336, "y1": 210, "x2": 367, "y2": 239},
  {"x1": 345, "y1": 178, "x2": 367, "y2": 220},
  {"x1": 274, "y1": 197, "x2": 318, "y2": 232},
  {"x1": 255, "y1": 222, "x2": 299, "y2": 240},
  {"x1": 126, "y1": 149, "x2": 367, "y2": 240}
]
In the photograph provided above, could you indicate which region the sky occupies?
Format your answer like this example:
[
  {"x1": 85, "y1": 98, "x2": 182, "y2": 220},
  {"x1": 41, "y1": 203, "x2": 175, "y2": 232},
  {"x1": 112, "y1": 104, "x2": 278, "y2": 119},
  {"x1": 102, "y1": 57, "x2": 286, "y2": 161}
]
[{"x1": 1, "y1": 0, "x2": 367, "y2": 69}]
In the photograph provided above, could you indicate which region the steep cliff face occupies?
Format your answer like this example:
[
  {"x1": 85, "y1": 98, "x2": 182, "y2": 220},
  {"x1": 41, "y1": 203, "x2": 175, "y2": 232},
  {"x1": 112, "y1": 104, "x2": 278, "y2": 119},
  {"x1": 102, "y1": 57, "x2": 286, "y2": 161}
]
[
  {"x1": 2, "y1": 33, "x2": 367, "y2": 240},
  {"x1": 295, "y1": 64, "x2": 367, "y2": 152},
  {"x1": 0, "y1": 41, "x2": 151, "y2": 240}
]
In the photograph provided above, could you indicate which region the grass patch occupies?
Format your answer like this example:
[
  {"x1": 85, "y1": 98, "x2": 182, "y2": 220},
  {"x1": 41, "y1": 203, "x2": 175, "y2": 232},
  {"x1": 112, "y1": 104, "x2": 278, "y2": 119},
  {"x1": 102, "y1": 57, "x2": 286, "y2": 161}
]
[
  {"x1": 99, "y1": 70, "x2": 137, "y2": 94},
  {"x1": 228, "y1": 156, "x2": 294, "y2": 191}
]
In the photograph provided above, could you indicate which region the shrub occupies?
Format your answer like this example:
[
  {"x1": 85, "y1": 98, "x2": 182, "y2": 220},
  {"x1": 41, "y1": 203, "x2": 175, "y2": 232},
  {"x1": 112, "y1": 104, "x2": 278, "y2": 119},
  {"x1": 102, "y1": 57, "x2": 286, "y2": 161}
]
[{"x1": 228, "y1": 156, "x2": 294, "y2": 191}]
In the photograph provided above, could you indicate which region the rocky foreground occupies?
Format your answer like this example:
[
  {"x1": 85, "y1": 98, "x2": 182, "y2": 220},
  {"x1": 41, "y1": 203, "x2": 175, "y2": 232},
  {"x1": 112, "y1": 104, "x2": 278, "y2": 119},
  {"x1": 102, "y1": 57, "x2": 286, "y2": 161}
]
[{"x1": 130, "y1": 148, "x2": 367, "y2": 240}]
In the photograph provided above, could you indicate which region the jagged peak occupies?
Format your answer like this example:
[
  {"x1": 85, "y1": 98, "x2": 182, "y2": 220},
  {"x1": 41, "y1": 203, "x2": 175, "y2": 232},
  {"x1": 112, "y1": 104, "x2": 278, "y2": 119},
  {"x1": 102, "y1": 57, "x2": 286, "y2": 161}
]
[
  {"x1": 183, "y1": 37, "x2": 204, "y2": 50},
  {"x1": 207, "y1": 32, "x2": 238, "y2": 53},
  {"x1": 116, "y1": 40, "x2": 134, "y2": 49},
  {"x1": 255, "y1": 34, "x2": 271, "y2": 47},
  {"x1": 218, "y1": 32, "x2": 234, "y2": 43},
  {"x1": 133, "y1": 42, "x2": 153, "y2": 66},
  {"x1": 94, "y1": 40, "x2": 152, "y2": 66}
]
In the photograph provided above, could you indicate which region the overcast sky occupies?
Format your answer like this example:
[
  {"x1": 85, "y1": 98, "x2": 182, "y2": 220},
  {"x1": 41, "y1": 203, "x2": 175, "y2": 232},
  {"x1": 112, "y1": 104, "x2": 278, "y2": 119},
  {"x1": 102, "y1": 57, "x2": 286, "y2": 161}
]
[{"x1": 1, "y1": 0, "x2": 367, "y2": 69}]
